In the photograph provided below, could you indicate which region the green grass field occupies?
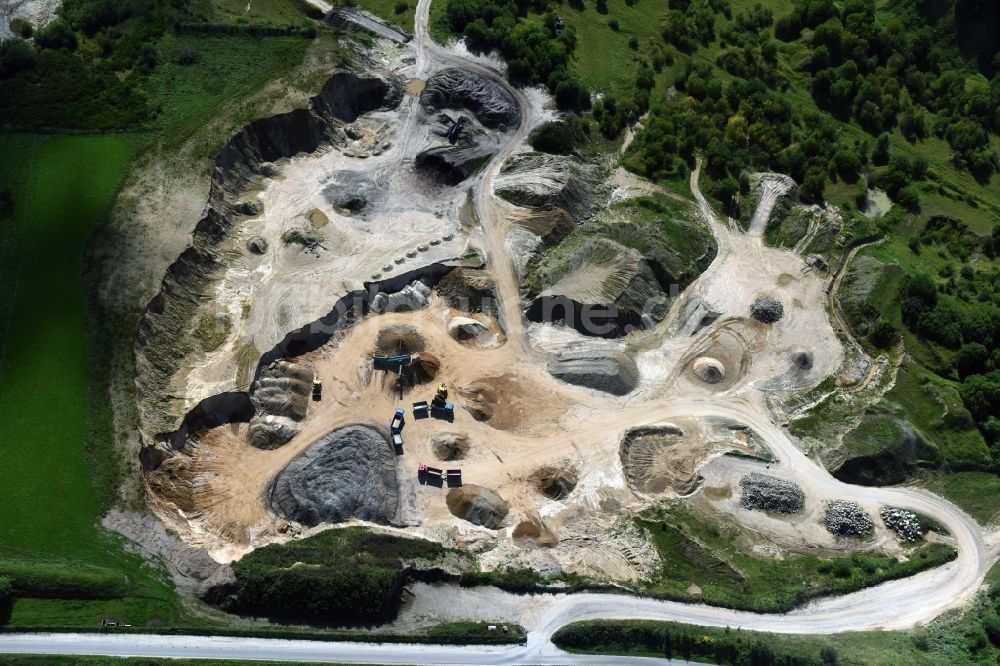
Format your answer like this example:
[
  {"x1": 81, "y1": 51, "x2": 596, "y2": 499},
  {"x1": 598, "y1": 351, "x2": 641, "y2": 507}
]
[
  {"x1": 147, "y1": 33, "x2": 311, "y2": 149},
  {"x1": 0, "y1": 135, "x2": 132, "y2": 556},
  {"x1": 0, "y1": 134, "x2": 180, "y2": 628},
  {"x1": 351, "y1": 0, "x2": 417, "y2": 32},
  {"x1": 560, "y1": 0, "x2": 667, "y2": 94}
]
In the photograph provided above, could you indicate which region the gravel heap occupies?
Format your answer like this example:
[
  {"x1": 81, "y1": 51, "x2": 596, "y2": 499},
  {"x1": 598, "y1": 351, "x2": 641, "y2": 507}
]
[
  {"x1": 739, "y1": 473, "x2": 804, "y2": 513},
  {"x1": 880, "y1": 507, "x2": 924, "y2": 542},
  {"x1": 750, "y1": 296, "x2": 784, "y2": 323},
  {"x1": 446, "y1": 484, "x2": 509, "y2": 529},
  {"x1": 824, "y1": 500, "x2": 874, "y2": 536},
  {"x1": 546, "y1": 340, "x2": 639, "y2": 396},
  {"x1": 269, "y1": 425, "x2": 398, "y2": 526},
  {"x1": 420, "y1": 67, "x2": 519, "y2": 129}
]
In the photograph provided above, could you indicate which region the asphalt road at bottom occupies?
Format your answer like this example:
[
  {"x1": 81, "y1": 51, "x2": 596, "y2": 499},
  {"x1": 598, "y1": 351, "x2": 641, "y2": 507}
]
[{"x1": 0, "y1": 633, "x2": 674, "y2": 665}]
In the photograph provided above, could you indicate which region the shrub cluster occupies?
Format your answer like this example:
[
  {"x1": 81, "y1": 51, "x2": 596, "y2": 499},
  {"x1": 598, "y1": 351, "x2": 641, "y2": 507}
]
[
  {"x1": 226, "y1": 528, "x2": 452, "y2": 625},
  {"x1": 443, "y1": 0, "x2": 589, "y2": 110}
]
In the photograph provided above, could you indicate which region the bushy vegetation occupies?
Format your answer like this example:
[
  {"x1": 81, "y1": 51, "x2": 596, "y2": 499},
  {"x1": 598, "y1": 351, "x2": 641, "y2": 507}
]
[
  {"x1": 442, "y1": 0, "x2": 590, "y2": 110},
  {"x1": 528, "y1": 119, "x2": 577, "y2": 154},
  {"x1": 0, "y1": 0, "x2": 316, "y2": 132},
  {"x1": 227, "y1": 528, "x2": 457, "y2": 625},
  {"x1": 872, "y1": 220, "x2": 1000, "y2": 462}
]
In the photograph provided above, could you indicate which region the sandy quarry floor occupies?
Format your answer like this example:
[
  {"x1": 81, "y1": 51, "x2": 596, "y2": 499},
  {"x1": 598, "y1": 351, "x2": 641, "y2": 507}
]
[{"x1": 145, "y1": 6, "x2": 938, "y2": 587}]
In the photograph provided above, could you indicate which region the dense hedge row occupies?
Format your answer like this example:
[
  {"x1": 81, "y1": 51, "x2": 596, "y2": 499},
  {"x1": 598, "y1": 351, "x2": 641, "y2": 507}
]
[
  {"x1": 0, "y1": 558, "x2": 127, "y2": 599},
  {"x1": 554, "y1": 620, "x2": 836, "y2": 666},
  {"x1": 226, "y1": 528, "x2": 452, "y2": 625}
]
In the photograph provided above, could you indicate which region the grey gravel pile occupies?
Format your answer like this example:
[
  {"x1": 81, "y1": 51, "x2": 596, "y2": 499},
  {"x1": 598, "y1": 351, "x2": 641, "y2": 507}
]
[
  {"x1": 269, "y1": 425, "x2": 399, "y2": 527},
  {"x1": 880, "y1": 507, "x2": 924, "y2": 542},
  {"x1": 750, "y1": 296, "x2": 784, "y2": 323},
  {"x1": 824, "y1": 500, "x2": 874, "y2": 536},
  {"x1": 739, "y1": 473, "x2": 804, "y2": 513}
]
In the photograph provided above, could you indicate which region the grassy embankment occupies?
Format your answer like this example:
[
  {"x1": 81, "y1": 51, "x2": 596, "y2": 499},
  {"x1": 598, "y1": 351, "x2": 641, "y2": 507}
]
[
  {"x1": 348, "y1": 0, "x2": 417, "y2": 32},
  {"x1": 636, "y1": 503, "x2": 955, "y2": 613}
]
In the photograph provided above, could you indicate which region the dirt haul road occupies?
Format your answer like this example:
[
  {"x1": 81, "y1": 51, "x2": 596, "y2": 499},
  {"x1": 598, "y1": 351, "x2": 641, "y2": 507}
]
[
  {"x1": 126, "y1": 0, "x2": 1000, "y2": 651},
  {"x1": 413, "y1": 0, "x2": 535, "y2": 349}
]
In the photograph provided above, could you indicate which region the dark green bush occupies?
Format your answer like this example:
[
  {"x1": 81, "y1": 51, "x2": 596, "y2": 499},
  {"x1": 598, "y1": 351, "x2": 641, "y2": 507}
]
[{"x1": 529, "y1": 120, "x2": 575, "y2": 154}]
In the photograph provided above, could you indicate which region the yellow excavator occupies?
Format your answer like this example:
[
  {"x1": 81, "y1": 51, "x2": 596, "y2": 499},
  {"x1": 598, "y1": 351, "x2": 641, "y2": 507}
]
[{"x1": 432, "y1": 383, "x2": 448, "y2": 408}]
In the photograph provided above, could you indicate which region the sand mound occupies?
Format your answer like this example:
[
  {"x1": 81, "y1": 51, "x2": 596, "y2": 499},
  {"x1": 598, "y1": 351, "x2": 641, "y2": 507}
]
[
  {"x1": 528, "y1": 465, "x2": 578, "y2": 500},
  {"x1": 446, "y1": 484, "x2": 509, "y2": 529},
  {"x1": 619, "y1": 424, "x2": 696, "y2": 495},
  {"x1": 681, "y1": 321, "x2": 752, "y2": 391},
  {"x1": 446, "y1": 316, "x2": 502, "y2": 348},
  {"x1": 374, "y1": 324, "x2": 426, "y2": 355},
  {"x1": 248, "y1": 360, "x2": 313, "y2": 449},
  {"x1": 430, "y1": 431, "x2": 469, "y2": 461},
  {"x1": 269, "y1": 425, "x2": 398, "y2": 526},
  {"x1": 436, "y1": 268, "x2": 498, "y2": 316},
  {"x1": 457, "y1": 373, "x2": 562, "y2": 433},
  {"x1": 512, "y1": 513, "x2": 558, "y2": 547},
  {"x1": 692, "y1": 356, "x2": 726, "y2": 384}
]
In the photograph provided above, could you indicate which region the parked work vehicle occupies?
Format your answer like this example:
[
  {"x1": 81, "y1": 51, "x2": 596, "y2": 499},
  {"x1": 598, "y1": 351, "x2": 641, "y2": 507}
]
[
  {"x1": 390, "y1": 407, "x2": 405, "y2": 433},
  {"x1": 312, "y1": 377, "x2": 322, "y2": 401},
  {"x1": 412, "y1": 401, "x2": 429, "y2": 419},
  {"x1": 431, "y1": 402, "x2": 454, "y2": 421}
]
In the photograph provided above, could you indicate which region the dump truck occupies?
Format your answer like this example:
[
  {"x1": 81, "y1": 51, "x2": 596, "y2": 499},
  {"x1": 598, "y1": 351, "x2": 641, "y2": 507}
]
[
  {"x1": 312, "y1": 377, "x2": 322, "y2": 401},
  {"x1": 390, "y1": 407, "x2": 405, "y2": 433},
  {"x1": 431, "y1": 402, "x2": 454, "y2": 421},
  {"x1": 418, "y1": 464, "x2": 443, "y2": 478}
]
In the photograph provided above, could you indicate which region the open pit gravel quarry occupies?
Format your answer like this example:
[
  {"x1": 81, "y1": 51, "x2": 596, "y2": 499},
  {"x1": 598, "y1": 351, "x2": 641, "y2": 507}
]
[{"x1": 6, "y1": 0, "x2": 1000, "y2": 662}]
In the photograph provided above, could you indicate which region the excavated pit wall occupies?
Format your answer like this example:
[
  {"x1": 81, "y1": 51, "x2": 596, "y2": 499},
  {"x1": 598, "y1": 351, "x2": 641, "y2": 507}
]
[{"x1": 135, "y1": 71, "x2": 404, "y2": 447}]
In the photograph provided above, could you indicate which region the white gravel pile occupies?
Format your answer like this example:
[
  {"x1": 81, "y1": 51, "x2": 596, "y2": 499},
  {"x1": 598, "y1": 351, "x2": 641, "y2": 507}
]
[{"x1": 880, "y1": 507, "x2": 924, "y2": 542}]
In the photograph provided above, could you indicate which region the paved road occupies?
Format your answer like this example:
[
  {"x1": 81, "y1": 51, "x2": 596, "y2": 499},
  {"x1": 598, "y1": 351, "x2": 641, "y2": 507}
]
[{"x1": 0, "y1": 632, "x2": 674, "y2": 665}]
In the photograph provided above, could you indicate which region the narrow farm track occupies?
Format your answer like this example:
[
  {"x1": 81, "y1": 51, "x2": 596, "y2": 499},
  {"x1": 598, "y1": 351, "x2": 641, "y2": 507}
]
[{"x1": 4, "y1": 1, "x2": 998, "y2": 663}]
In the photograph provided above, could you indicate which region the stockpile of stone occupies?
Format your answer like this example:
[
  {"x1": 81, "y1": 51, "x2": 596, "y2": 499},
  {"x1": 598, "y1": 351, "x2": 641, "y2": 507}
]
[
  {"x1": 880, "y1": 507, "x2": 924, "y2": 542},
  {"x1": 750, "y1": 296, "x2": 784, "y2": 323},
  {"x1": 739, "y1": 473, "x2": 804, "y2": 513},
  {"x1": 824, "y1": 500, "x2": 874, "y2": 536},
  {"x1": 269, "y1": 425, "x2": 399, "y2": 526},
  {"x1": 546, "y1": 341, "x2": 639, "y2": 396}
]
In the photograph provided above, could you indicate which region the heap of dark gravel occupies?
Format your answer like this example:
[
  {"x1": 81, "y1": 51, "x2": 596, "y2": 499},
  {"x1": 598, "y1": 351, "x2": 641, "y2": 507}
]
[
  {"x1": 824, "y1": 500, "x2": 874, "y2": 536},
  {"x1": 750, "y1": 296, "x2": 784, "y2": 324},
  {"x1": 880, "y1": 507, "x2": 924, "y2": 542},
  {"x1": 269, "y1": 425, "x2": 398, "y2": 527},
  {"x1": 739, "y1": 473, "x2": 804, "y2": 514}
]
